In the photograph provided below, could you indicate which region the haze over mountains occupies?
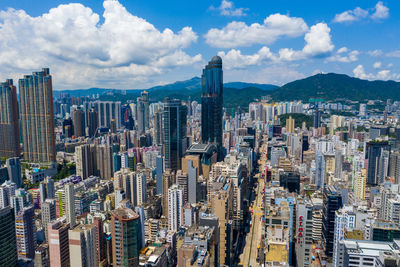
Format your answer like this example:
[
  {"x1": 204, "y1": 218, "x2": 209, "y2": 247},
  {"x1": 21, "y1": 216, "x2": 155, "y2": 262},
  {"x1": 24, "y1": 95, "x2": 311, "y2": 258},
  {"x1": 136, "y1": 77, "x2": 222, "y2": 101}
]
[{"x1": 54, "y1": 73, "x2": 400, "y2": 106}]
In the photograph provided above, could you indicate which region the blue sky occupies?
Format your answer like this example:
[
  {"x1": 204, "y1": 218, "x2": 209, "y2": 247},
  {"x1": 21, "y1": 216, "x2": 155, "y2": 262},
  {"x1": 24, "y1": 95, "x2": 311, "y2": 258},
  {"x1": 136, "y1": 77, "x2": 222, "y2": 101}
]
[{"x1": 0, "y1": 0, "x2": 399, "y2": 89}]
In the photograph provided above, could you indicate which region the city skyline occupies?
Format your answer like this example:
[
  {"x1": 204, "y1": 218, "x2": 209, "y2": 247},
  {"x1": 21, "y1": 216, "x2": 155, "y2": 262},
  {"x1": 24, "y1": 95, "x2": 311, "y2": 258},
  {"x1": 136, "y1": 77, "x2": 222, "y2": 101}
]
[{"x1": 0, "y1": 0, "x2": 399, "y2": 89}]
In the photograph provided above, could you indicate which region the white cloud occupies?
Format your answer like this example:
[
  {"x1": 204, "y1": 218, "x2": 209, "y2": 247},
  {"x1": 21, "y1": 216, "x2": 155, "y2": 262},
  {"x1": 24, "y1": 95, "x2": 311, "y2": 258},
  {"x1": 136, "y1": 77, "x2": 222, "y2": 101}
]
[
  {"x1": 368, "y1": 49, "x2": 383, "y2": 57},
  {"x1": 387, "y1": 50, "x2": 400, "y2": 58},
  {"x1": 210, "y1": 0, "x2": 248, "y2": 17},
  {"x1": 216, "y1": 22, "x2": 334, "y2": 68},
  {"x1": 373, "y1": 62, "x2": 382, "y2": 69},
  {"x1": 205, "y1": 13, "x2": 308, "y2": 48},
  {"x1": 217, "y1": 47, "x2": 277, "y2": 69},
  {"x1": 371, "y1": 1, "x2": 389, "y2": 19},
  {"x1": 0, "y1": 0, "x2": 201, "y2": 89},
  {"x1": 353, "y1": 64, "x2": 400, "y2": 81},
  {"x1": 279, "y1": 23, "x2": 334, "y2": 61},
  {"x1": 333, "y1": 7, "x2": 368, "y2": 23},
  {"x1": 327, "y1": 47, "x2": 359, "y2": 63},
  {"x1": 333, "y1": 1, "x2": 389, "y2": 23}
]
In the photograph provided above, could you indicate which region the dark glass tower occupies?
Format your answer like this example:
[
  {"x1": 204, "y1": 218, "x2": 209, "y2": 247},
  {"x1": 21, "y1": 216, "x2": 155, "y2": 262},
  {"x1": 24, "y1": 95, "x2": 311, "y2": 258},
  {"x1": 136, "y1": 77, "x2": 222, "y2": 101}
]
[
  {"x1": 322, "y1": 186, "x2": 343, "y2": 258},
  {"x1": 366, "y1": 140, "x2": 391, "y2": 186},
  {"x1": 201, "y1": 56, "x2": 223, "y2": 158},
  {"x1": 163, "y1": 98, "x2": 187, "y2": 171}
]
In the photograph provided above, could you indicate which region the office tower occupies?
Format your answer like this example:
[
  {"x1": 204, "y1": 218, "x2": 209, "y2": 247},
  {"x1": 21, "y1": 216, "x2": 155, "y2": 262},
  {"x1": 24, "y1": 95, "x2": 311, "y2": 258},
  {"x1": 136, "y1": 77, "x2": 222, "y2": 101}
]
[
  {"x1": 163, "y1": 98, "x2": 187, "y2": 170},
  {"x1": 322, "y1": 186, "x2": 343, "y2": 258},
  {"x1": 136, "y1": 91, "x2": 149, "y2": 135},
  {"x1": 15, "y1": 206, "x2": 35, "y2": 260},
  {"x1": 201, "y1": 56, "x2": 223, "y2": 157},
  {"x1": 69, "y1": 224, "x2": 98, "y2": 267},
  {"x1": 389, "y1": 151, "x2": 400, "y2": 184},
  {"x1": 136, "y1": 98, "x2": 145, "y2": 135},
  {"x1": 19, "y1": 68, "x2": 56, "y2": 162},
  {"x1": 176, "y1": 170, "x2": 189, "y2": 203},
  {"x1": 168, "y1": 184, "x2": 184, "y2": 232},
  {"x1": 87, "y1": 108, "x2": 98, "y2": 137},
  {"x1": 110, "y1": 119, "x2": 117, "y2": 133},
  {"x1": 312, "y1": 109, "x2": 321, "y2": 128},
  {"x1": 354, "y1": 169, "x2": 367, "y2": 200},
  {"x1": 286, "y1": 115, "x2": 295, "y2": 133},
  {"x1": 34, "y1": 245, "x2": 49, "y2": 267},
  {"x1": 187, "y1": 160, "x2": 197, "y2": 204},
  {"x1": 0, "y1": 79, "x2": 20, "y2": 158},
  {"x1": 366, "y1": 141, "x2": 390, "y2": 186},
  {"x1": 315, "y1": 151, "x2": 325, "y2": 189},
  {"x1": 0, "y1": 166, "x2": 8, "y2": 184},
  {"x1": 39, "y1": 181, "x2": 47, "y2": 205},
  {"x1": 45, "y1": 177, "x2": 55, "y2": 199},
  {"x1": 41, "y1": 199, "x2": 57, "y2": 241},
  {"x1": 48, "y1": 220, "x2": 70, "y2": 267},
  {"x1": 62, "y1": 117, "x2": 74, "y2": 138},
  {"x1": 295, "y1": 200, "x2": 313, "y2": 267},
  {"x1": 96, "y1": 145, "x2": 113, "y2": 179},
  {"x1": 6, "y1": 157, "x2": 22, "y2": 188},
  {"x1": 113, "y1": 153, "x2": 122, "y2": 173},
  {"x1": 72, "y1": 108, "x2": 85, "y2": 137},
  {"x1": 334, "y1": 149, "x2": 343, "y2": 179},
  {"x1": 156, "y1": 156, "x2": 163, "y2": 195},
  {"x1": 135, "y1": 172, "x2": 147, "y2": 206},
  {"x1": 279, "y1": 171, "x2": 300, "y2": 193},
  {"x1": 0, "y1": 206, "x2": 17, "y2": 266},
  {"x1": 111, "y1": 208, "x2": 141, "y2": 267},
  {"x1": 65, "y1": 183, "x2": 76, "y2": 228},
  {"x1": 153, "y1": 108, "x2": 163, "y2": 146},
  {"x1": 76, "y1": 144, "x2": 95, "y2": 180},
  {"x1": 93, "y1": 217, "x2": 106, "y2": 263},
  {"x1": 162, "y1": 169, "x2": 174, "y2": 217}
]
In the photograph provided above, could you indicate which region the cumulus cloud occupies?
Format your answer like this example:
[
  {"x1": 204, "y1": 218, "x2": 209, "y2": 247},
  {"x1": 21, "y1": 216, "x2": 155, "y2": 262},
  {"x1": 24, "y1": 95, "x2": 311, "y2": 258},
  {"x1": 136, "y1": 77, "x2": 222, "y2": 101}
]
[
  {"x1": 0, "y1": 0, "x2": 201, "y2": 89},
  {"x1": 279, "y1": 23, "x2": 334, "y2": 61},
  {"x1": 333, "y1": 1, "x2": 389, "y2": 23},
  {"x1": 353, "y1": 64, "x2": 400, "y2": 81},
  {"x1": 371, "y1": 1, "x2": 389, "y2": 19},
  {"x1": 387, "y1": 51, "x2": 400, "y2": 58},
  {"x1": 205, "y1": 13, "x2": 308, "y2": 48},
  {"x1": 327, "y1": 47, "x2": 359, "y2": 63},
  {"x1": 217, "y1": 22, "x2": 334, "y2": 69},
  {"x1": 368, "y1": 49, "x2": 383, "y2": 57},
  {"x1": 217, "y1": 47, "x2": 277, "y2": 69},
  {"x1": 373, "y1": 62, "x2": 382, "y2": 69},
  {"x1": 210, "y1": 0, "x2": 248, "y2": 17}
]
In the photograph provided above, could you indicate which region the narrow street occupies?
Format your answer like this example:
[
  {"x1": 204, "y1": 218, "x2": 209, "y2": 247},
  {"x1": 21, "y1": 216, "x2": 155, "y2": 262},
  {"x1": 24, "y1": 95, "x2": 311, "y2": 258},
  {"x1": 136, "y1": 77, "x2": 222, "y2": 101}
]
[{"x1": 239, "y1": 137, "x2": 267, "y2": 267}]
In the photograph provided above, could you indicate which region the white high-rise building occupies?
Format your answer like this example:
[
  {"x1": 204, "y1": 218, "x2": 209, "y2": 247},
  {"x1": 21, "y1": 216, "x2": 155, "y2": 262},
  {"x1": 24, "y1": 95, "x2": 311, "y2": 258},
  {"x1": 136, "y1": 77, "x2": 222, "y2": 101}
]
[
  {"x1": 295, "y1": 199, "x2": 314, "y2": 267},
  {"x1": 65, "y1": 183, "x2": 76, "y2": 228},
  {"x1": 168, "y1": 184, "x2": 184, "y2": 232},
  {"x1": 69, "y1": 224, "x2": 98, "y2": 267},
  {"x1": 333, "y1": 206, "x2": 356, "y2": 267}
]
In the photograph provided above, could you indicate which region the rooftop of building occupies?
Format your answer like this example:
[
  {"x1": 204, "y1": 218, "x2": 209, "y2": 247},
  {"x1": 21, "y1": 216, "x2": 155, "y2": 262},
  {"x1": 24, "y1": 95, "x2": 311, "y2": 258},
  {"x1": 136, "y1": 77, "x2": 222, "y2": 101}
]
[
  {"x1": 111, "y1": 208, "x2": 139, "y2": 220},
  {"x1": 186, "y1": 143, "x2": 217, "y2": 155}
]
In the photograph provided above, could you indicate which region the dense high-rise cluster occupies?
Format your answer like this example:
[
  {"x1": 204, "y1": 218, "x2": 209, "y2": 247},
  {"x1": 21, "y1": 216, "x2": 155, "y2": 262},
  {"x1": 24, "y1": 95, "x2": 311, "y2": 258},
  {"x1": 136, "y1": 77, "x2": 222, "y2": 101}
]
[{"x1": 2, "y1": 56, "x2": 400, "y2": 267}]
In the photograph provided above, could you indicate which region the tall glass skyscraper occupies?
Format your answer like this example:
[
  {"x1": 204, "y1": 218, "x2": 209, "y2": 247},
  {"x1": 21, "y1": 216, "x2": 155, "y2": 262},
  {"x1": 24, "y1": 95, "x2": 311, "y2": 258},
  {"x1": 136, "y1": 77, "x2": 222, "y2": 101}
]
[
  {"x1": 0, "y1": 79, "x2": 20, "y2": 158},
  {"x1": 163, "y1": 98, "x2": 187, "y2": 171},
  {"x1": 19, "y1": 68, "x2": 56, "y2": 163},
  {"x1": 201, "y1": 56, "x2": 223, "y2": 157}
]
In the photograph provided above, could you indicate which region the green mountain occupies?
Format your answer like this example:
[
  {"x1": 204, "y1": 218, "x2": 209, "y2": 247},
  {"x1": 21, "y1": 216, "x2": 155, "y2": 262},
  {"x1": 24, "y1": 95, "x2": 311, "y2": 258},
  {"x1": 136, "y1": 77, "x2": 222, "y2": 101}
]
[
  {"x1": 272, "y1": 73, "x2": 400, "y2": 101},
  {"x1": 99, "y1": 86, "x2": 268, "y2": 111}
]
